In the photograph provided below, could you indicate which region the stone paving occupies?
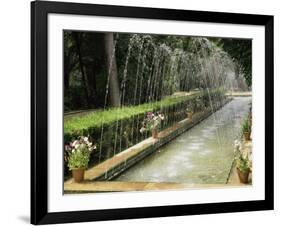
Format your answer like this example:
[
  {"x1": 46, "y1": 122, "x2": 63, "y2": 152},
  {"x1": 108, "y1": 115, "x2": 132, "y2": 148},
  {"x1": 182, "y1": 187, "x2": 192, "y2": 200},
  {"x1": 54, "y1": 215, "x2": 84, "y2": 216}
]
[{"x1": 64, "y1": 181, "x2": 248, "y2": 193}]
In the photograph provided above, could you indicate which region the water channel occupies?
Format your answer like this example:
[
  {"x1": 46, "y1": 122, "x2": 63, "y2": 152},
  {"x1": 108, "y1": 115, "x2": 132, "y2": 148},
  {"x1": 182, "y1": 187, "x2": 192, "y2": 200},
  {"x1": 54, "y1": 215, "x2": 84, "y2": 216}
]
[{"x1": 114, "y1": 97, "x2": 251, "y2": 184}]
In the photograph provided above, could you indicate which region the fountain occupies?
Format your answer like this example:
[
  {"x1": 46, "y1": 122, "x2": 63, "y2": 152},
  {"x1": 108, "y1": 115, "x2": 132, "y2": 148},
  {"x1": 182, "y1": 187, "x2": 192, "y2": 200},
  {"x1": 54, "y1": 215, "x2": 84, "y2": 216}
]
[{"x1": 64, "y1": 33, "x2": 251, "y2": 188}]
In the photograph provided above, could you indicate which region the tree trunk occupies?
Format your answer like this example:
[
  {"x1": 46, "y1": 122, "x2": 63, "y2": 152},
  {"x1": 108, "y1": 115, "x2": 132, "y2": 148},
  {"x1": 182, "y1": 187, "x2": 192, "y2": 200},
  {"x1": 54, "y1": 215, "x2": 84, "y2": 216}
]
[
  {"x1": 104, "y1": 33, "x2": 121, "y2": 107},
  {"x1": 86, "y1": 66, "x2": 98, "y2": 107},
  {"x1": 64, "y1": 71, "x2": 70, "y2": 91},
  {"x1": 73, "y1": 33, "x2": 90, "y2": 107}
]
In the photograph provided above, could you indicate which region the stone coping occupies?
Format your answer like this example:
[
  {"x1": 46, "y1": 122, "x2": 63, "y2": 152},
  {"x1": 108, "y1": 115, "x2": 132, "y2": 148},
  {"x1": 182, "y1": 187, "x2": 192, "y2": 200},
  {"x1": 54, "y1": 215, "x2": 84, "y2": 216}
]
[
  {"x1": 226, "y1": 92, "x2": 252, "y2": 97},
  {"x1": 64, "y1": 181, "x2": 250, "y2": 193}
]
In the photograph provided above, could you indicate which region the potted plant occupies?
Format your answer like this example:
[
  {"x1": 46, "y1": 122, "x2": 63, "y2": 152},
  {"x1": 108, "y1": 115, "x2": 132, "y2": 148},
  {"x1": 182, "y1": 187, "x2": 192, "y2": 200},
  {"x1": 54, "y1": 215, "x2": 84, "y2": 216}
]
[
  {"x1": 234, "y1": 139, "x2": 241, "y2": 153},
  {"x1": 186, "y1": 107, "x2": 193, "y2": 120},
  {"x1": 195, "y1": 97, "x2": 204, "y2": 112},
  {"x1": 140, "y1": 112, "x2": 165, "y2": 139},
  {"x1": 235, "y1": 152, "x2": 251, "y2": 184},
  {"x1": 241, "y1": 117, "x2": 251, "y2": 141},
  {"x1": 65, "y1": 136, "x2": 96, "y2": 183},
  {"x1": 248, "y1": 104, "x2": 252, "y2": 128}
]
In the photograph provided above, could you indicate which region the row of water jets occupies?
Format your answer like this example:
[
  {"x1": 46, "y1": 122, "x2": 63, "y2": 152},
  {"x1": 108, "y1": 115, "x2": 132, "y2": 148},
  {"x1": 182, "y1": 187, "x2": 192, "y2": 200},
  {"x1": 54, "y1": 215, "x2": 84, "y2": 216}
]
[{"x1": 98, "y1": 34, "x2": 249, "y2": 165}]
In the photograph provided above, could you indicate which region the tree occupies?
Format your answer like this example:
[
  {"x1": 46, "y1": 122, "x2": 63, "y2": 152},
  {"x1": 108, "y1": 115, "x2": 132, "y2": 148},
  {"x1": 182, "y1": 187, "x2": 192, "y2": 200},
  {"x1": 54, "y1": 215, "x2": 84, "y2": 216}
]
[
  {"x1": 104, "y1": 33, "x2": 121, "y2": 107},
  {"x1": 219, "y1": 39, "x2": 252, "y2": 87},
  {"x1": 64, "y1": 32, "x2": 77, "y2": 91},
  {"x1": 82, "y1": 32, "x2": 105, "y2": 108},
  {"x1": 73, "y1": 32, "x2": 90, "y2": 107}
]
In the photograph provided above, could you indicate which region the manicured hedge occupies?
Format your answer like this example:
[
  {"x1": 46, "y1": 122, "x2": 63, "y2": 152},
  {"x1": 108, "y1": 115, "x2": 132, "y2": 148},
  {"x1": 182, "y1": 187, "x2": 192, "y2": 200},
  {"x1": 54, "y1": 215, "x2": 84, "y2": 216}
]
[{"x1": 64, "y1": 89, "x2": 226, "y2": 174}]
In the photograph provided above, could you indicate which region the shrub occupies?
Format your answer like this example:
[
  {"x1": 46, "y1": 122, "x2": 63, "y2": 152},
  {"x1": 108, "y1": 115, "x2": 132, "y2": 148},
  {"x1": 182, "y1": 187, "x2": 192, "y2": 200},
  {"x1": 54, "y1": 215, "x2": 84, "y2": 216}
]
[{"x1": 241, "y1": 117, "x2": 251, "y2": 134}]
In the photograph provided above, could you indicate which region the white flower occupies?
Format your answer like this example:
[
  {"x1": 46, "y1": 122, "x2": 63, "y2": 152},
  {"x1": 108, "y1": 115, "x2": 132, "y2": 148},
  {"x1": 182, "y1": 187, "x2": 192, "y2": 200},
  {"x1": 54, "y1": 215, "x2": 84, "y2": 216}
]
[
  {"x1": 72, "y1": 140, "x2": 78, "y2": 147},
  {"x1": 140, "y1": 127, "x2": 146, "y2": 133},
  {"x1": 234, "y1": 139, "x2": 241, "y2": 152},
  {"x1": 242, "y1": 152, "x2": 248, "y2": 159},
  {"x1": 83, "y1": 137, "x2": 88, "y2": 142}
]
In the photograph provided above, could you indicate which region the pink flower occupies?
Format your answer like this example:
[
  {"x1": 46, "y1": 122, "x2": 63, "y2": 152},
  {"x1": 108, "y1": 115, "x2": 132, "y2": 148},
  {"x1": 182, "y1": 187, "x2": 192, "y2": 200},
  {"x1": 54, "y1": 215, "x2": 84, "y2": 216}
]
[
  {"x1": 147, "y1": 112, "x2": 154, "y2": 119},
  {"x1": 64, "y1": 144, "x2": 71, "y2": 151}
]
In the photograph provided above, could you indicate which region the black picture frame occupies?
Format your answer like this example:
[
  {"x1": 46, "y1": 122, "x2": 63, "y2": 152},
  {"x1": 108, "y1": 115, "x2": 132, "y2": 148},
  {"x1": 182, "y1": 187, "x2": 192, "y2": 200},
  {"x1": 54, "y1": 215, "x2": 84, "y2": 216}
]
[{"x1": 31, "y1": 0, "x2": 274, "y2": 224}]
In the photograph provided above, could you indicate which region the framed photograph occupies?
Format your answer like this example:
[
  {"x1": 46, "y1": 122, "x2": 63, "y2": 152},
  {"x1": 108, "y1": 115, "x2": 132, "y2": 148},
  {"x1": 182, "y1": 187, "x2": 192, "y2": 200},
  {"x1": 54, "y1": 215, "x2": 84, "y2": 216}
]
[{"x1": 31, "y1": 0, "x2": 274, "y2": 224}]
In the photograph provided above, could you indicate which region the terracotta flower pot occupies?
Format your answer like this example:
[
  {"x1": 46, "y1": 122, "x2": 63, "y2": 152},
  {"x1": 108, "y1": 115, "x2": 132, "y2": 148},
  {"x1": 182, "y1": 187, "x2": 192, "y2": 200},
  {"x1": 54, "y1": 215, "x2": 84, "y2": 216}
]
[
  {"x1": 243, "y1": 132, "x2": 251, "y2": 141},
  {"x1": 236, "y1": 167, "x2": 250, "y2": 184},
  {"x1": 72, "y1": 168, "x2": 85, "y2": 183},
  {"x1": 152, "y1": 129, "x2": 158, "y2": 139},
  {"x1": 187, "y1": 112, "x2": 193, "y2": 120}
]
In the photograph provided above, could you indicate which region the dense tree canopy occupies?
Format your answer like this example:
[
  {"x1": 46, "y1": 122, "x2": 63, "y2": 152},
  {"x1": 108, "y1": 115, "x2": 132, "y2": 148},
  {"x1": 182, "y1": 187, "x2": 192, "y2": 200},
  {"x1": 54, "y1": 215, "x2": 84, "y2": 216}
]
[
  {"x1": 218, "y1": 39, "x2": 252, "y2": 87},
  {"x1": 64, "y1": 31, "x2": 251, "y2": 111}
]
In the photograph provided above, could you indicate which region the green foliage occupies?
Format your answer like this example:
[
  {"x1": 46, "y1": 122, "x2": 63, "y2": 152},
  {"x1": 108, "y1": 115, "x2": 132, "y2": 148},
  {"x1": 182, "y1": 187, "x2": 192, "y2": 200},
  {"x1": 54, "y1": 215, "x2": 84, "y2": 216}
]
[
  {"x1": 65, "y1": 93, "x2": 194, "y2": 134},
  {"x1": 64, "y1": 89, "x2": 224, "y2": 135},
  {"x1": 140, "y1": 112, "x2": 165, "y2": 133},
  {"x1": 219, "y1": 38, "x2": 252, "y2": 87},
  {"x1": 186, "y1": 97, "x2": 204, "y2": 113},
  {"x1": 64, "y1": 31, "x2": 239, "y2": 111},
  {"x1": 64, "y1": 31, "x2": 109, "y2": 110},
  {"x1": 186, "y1": 107, "x2": 193, "y2": 113},
  {"x1": 241, "y1": 117, "x2": 251, "y2": 134},
  {"x1": 236, "y1": 152, "x2": 251, "y2": 172},
  {"x1": 67, "y1": 149, "x2": 91, "y2": 170},
  {"x1": 65, "y1": 136, "x2": 95, "y2": 170}
]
